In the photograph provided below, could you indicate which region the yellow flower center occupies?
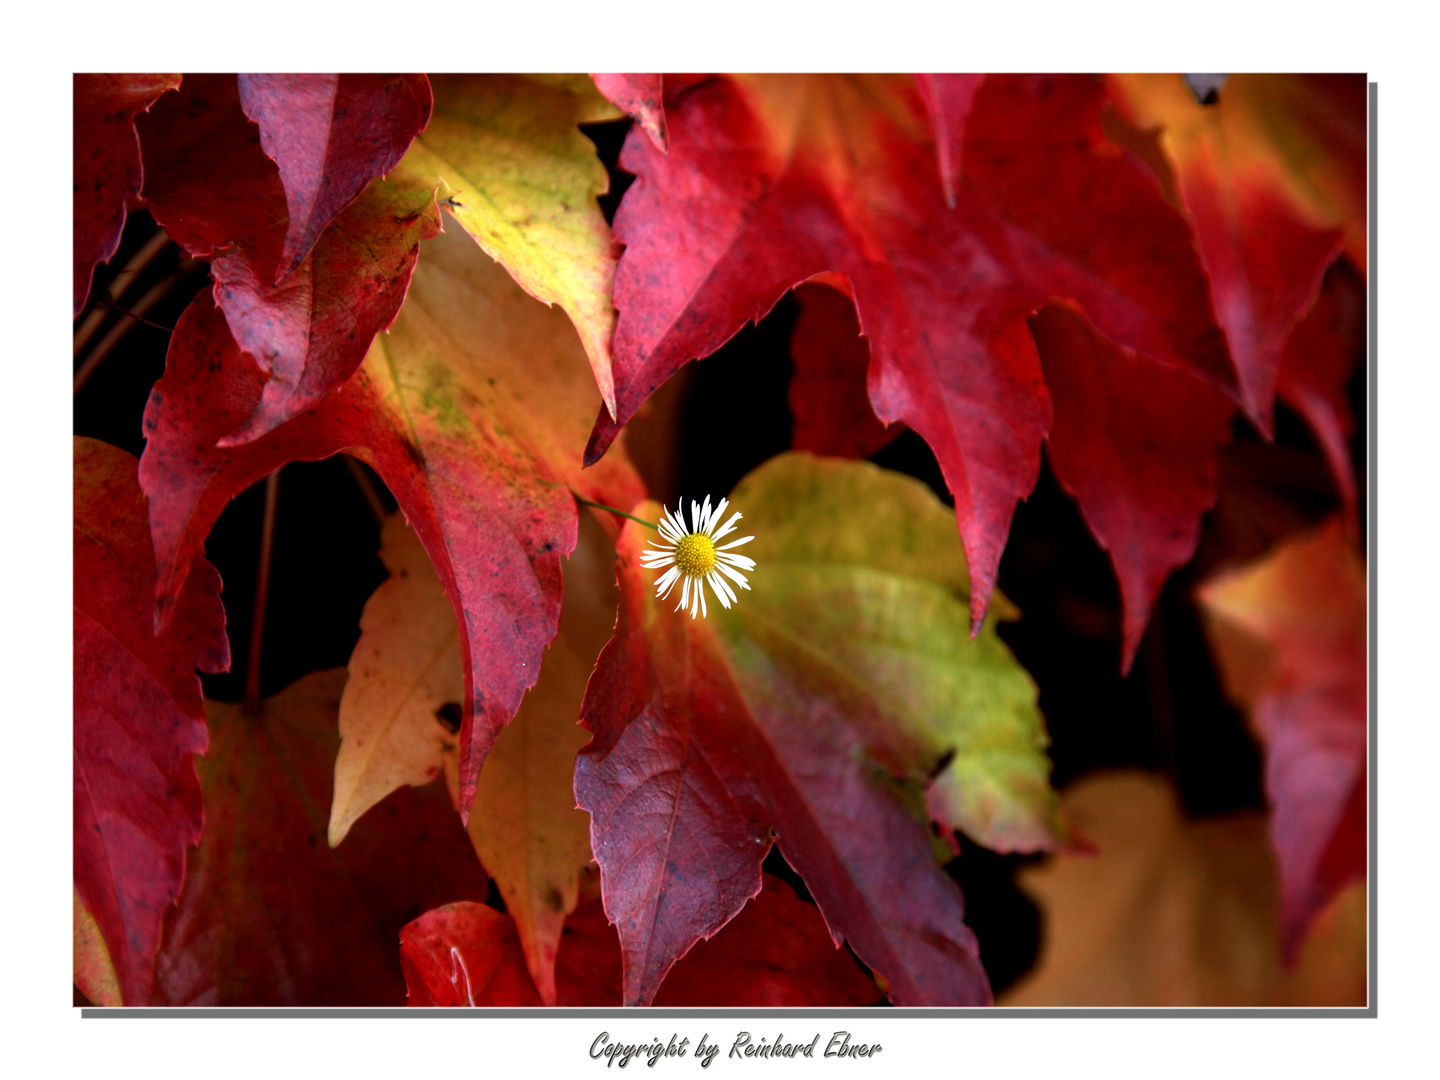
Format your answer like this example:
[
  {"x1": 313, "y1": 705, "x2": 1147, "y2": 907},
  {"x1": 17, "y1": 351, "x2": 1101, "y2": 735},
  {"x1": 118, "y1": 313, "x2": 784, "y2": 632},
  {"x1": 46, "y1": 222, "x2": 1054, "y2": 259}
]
[{"x1": 674, "y1": 533, "x2": 717, "y2": 578}]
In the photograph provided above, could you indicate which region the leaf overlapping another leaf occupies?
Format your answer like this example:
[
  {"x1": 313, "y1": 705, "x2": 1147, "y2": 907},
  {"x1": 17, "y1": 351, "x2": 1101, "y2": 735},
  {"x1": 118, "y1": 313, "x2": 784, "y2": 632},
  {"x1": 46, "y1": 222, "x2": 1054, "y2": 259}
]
[
  {"x1": 576, "y1": 453, "x2": 1062, "y2": 1005},
  {"x1": 587, "y1": 73, "x2": 1236, "y2": 638},
  {"x1": 73, "y1": 437, "x2": 229, "y2": 1006},
  {"x1": 73, "y1": 73, "x2": 181, "y2": 316},
  {"x1": 140, "y1": 222, "x2": 642, "y2": 825}
]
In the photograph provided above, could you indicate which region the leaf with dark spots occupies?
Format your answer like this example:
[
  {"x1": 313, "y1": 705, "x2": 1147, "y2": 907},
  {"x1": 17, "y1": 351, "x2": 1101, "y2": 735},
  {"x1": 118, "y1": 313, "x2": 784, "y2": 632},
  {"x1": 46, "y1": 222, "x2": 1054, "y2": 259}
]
[
  {"x1": 238, "y1": 73, "x2": 433, "y2": 280},
  {"x1": 140, "y1": 223, "x2": 643, "y2": 825},
  {"x1": 1198, "y1": 518, "x2": 1367, "y2": 963},
  {"x1": 73, "y1": 73, "x2": 181, "y2": 316},
  {"x1": 73, "y1": 436, "x2": 228, "y2": 1006},
  {"x1": 589, "y1": 74, "x2": 1235, "y2": 632},
  {"x1": 591, "y1": 73, "x2": 667, "y2": 150},
  {"x1": 1032, "y1": 302, "x2": 1235, "y2": 673}
]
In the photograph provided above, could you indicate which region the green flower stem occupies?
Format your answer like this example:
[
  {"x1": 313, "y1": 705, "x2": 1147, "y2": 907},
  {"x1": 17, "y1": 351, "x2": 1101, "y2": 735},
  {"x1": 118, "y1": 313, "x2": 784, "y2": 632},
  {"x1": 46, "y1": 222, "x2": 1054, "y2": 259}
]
[{"x1": 572, "y1": 492, "x2": 660, "y2": 530}]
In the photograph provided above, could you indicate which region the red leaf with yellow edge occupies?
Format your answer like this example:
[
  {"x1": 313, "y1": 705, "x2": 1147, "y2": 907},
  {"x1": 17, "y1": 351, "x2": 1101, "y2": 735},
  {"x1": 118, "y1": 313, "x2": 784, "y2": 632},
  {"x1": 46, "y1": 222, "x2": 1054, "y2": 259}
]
[
  {"x1": 237, "y1": 73, "x2": 432, "y2": 281},
  {"x1": 1033, "y1": 302, "x2": 1235, "y2": 673},
  {"x1": 1108, "y1": 74, "x2": 1365, "y2": 434},
  {"x1": 1197, "y1": 517, "x2": 1367, "y2": 963},
  {"x1": 73, "y1": 73, "x2": 180, "y2": 316},
  {"x1": 1276, "y1": 260, "x2": 1365, "y2": 530},
  {"x1": 140, "y1": 224, "x2": 643, "y2": 822},
  {"x1": 138, "y1": 74, "x2": 444, "y2": 443},
  {"x1": 151, "y1": 670, "x2": 489, "y2": 1005},
  {"x1": 788, "y1": 283, "x2": 898, "y2": 460},
  {"x1": 588, "y1": 73, "x2": 1234, "y2": 632},
  {"x1": 73, "y1": 436, "x2": 228, "y2": 1007}
]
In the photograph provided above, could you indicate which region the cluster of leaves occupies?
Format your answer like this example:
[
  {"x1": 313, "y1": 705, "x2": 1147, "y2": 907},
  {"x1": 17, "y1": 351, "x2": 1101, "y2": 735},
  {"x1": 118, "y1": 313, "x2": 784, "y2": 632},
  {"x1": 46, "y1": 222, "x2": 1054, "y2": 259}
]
[{"x1": 73, "y1": 72, "x2": 1367, "y2": 1008}]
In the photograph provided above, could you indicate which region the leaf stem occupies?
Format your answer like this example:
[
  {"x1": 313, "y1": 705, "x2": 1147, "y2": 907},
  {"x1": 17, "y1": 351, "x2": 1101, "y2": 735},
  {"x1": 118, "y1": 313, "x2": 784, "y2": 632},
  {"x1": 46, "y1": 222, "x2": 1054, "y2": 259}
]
[
  {"x1": 572, "y1": 492, "x2": 659, "y2": 530},
  {"x1": 244, "y1": 468, "x2": 282, "y2": 710}
]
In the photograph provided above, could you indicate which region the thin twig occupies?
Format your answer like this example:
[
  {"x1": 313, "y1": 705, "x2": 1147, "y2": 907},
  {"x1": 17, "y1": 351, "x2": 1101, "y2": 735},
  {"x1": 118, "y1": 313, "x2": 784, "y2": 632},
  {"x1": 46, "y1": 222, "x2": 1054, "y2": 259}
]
[
  {"x1": 572, "y1": 492, "x2": 659, "y2": 529},
  {"x1": 73, "y1": 273, "x2": 180, "y2": 395},
  {"x1": 92, "y1": 295, "x2": 174, "y2": 333},
  {"x1": 343, "y1": 454, "x2": 389, "y2": 525},
  {"x1": 244, "y1": 468, "x2": 282, "y2": 710},
  {"x1": 73, "y1": 228, "x2": 173, "y2": 357}
]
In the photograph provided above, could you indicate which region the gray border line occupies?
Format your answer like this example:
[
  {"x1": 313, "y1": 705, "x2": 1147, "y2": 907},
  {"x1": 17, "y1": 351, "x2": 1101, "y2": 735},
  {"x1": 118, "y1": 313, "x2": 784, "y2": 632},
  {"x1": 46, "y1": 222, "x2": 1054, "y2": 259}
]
[{"x1": 81, "y1": 77, "x2": 1381, "y2": 1024}]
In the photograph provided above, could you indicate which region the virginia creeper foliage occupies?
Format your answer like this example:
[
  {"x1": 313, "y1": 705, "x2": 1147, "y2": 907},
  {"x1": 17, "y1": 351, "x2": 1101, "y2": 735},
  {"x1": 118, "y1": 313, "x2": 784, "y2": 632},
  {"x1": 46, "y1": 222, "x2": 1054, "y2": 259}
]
[{"x1": 72, "y1": 72, "x2": 1368, "y2": 1008}]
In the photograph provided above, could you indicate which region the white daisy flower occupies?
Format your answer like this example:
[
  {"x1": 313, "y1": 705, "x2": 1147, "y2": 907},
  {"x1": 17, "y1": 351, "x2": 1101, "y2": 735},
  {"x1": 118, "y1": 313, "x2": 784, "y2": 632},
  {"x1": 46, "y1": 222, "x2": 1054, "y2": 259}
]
[{"x1": 639, "y1": 495, "x2": 756, "y2": 619}]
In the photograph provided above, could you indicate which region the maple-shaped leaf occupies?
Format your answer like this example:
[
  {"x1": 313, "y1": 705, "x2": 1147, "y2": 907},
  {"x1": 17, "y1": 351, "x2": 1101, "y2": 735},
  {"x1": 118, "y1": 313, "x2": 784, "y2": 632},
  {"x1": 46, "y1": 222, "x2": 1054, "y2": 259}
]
[
  {"x1": 329, "y1": 509, "x2": 611, "y2": 1004},
  {"x1": 577, "y1": 453, "x2": 1062, "y2": 1005},
  {"x1": 136, "y1": 74, "x2": 443, "y2": 443},
  {"x1": 587, "y1": 74, "x2": 1234, "y2": 632},
  {"x1": 1031, "y1": 302, "x2": 1235, "y2": 672},
  {"x1": 140, "y1": 222, "x2": 643, "y2": 821},
  {"x1": 73, "y1": 436, "x2": 229, "y2": 1007},
  {"x1": 401, "y1": 74, "x2": 624, "y2": 417},
  {"x1": 1108, "y1": 74, "x2": 1365, "y2": 433},
  {"x1": 590, "y1": 73, "x2": 667, "y2": 150},
  {"x1": 788, "y1": 283, "x2": 898, "y2": 460},
  {"x1": 150, "y1": 669, "x2": 489, "y2": 1005},
  {"x1": 1197, "y1": 518, "x2": 1366, "y2": 963},
  {"x1": 73, "y1": 73, "x2": 180, "y2": 316},
  {"x1": 237, "y1": 73, "x2": 433, "y2": 281},
  {"x1": 1276, "y1": 260, "x2": 1365, "y2": 530}
]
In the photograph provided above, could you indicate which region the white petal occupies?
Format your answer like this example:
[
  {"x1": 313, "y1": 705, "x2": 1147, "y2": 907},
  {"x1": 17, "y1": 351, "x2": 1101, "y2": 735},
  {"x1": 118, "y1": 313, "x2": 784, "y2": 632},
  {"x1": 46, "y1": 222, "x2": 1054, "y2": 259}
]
[
  {"x1": 711, "y1": 511, "x2": 743, "y2": 541},
  {"x1": 640, "y1": 549, "x2": 675, "y2": 565},
  {"x1": 689, "y1": 499, "x2": 701, "y2": 533},
  {"x1": 717, "y1": 551, "x2": 756, "y2": 571},
  {"x1": 654, "y1": 566, "x2": 681, "y2": 599},
  {"x1": 708, "y1": 571, "x2": 735, "y2": 607},
  {"x1": 657, "y1": 518, "x2": 682, "y2": 542},
  {"x1": 716, "y1": 562, "x2": 751, "y2": 590},
  {"x1": 717, "y1": 534, "x2": 754, "y2": 550},
  {"x1": 705, "y1": 497, "x2": 728, "y2": 535},
  {"x1": 699, "y1": 584, "x2": 707, "y2": 618},
  {"x1": 699, "y1": 495, "x2": 713, "y2": 535},
  {"x1": 679, "y1": 574, "x2": 691, "y2": 610}
]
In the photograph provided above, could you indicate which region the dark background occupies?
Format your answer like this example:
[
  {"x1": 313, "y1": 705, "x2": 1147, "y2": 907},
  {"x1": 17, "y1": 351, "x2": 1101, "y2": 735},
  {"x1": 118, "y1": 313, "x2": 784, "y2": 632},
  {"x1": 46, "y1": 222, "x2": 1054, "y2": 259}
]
[{"x1": 73, "y1": 116, "x2": 1365, "y2": 996}]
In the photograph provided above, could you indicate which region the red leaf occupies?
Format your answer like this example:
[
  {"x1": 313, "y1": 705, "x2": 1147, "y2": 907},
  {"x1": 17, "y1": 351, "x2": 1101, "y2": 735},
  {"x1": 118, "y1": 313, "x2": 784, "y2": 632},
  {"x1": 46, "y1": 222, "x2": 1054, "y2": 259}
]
[
  {"x1": 788, "y1": 283, "x2": 898, "y2": 460},
  {"x1": 1108, "y1": 74, "x2": 1364, "y2": 434},
  {"x1": 575, "y1": 504, "x2": 990, "y2": 1006},
  {"x1": 73, "y1": 436, "x2": 228, "y2": 1005},
  {"x1": 1198, "y1": 518, "x2": 1367, "y2": 962},
  {"x1": 140, "y1": 226, "x2": 642, "y2": 819},
  {"x1": 1032, "y1": 303, "x2": 1235, "y2": 672},
  {"x1": 403, "y1": 874, "x2": 884, "y2": 1007},
  {"x1": 653, "y1": 875, "x2": 884, "y2": 1006},
  {"x1": 399, "y1": 903, "x2": 542, "y2": 1006},
  {"x1": 591, "y1": 73, "x2": 667, "y2": 151},
  {"x1": 137, "y1": 74, "x2": 443, "y2": 443},
  {"x1": 1276, "y1": 260, "x2": 1365, "y2": 530},
  {"x1": 237, "y1": 73, "x2": 433, "y2": 281},
  {"x1": 913, "y1": 73, "x2": 983, "y2": 207},
  {"x1": 151, "y1": 670, "x2": 489, "y2": 1005},
  {"x1": 588, "y1": 74, "x2": 1234, "y2": 631},
  {"x1": 73, "y1": 73, "x2": 180, "y2": 316}
]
